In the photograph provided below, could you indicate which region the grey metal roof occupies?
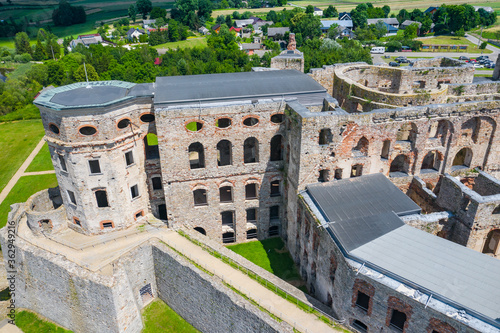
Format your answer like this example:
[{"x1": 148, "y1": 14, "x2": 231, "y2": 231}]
[
  {"x1": 306, "y1": 173, "x2": 421, "y2": 223},
  {"x1": 267, "y1": 27, "x2": 290, "y2": 37},
  {"x1": 351, "y1": 225, "x2": 500, "y2": 324},
  {"x1": 154, "y1": 70, "x2": 327, "y2": 106}
]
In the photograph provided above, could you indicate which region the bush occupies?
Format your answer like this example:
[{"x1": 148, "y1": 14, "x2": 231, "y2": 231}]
[
  {"x1": 480, "y1": 41, "x2": 487, "y2": 49},
  {"x1": 1, "y1": 55, "x2": 12, "y2": 62},
  {"x1": 385, "y1": 40, "x2": 402, "y2": 52},
  {"x1": 21, "y1": 53, "x2": 32, "y2": 62}
]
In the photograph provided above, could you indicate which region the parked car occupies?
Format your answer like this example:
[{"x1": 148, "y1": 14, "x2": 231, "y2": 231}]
[
  {"x1": 389, "y1": 61, "x2": 400, "y2": 67},
  {"x1": 459, "y1": 56, "x2": 470, "y2": 61},
  {"x1": 395, "y1": 56, "x2": 410, "y2": 63},
  {"x1": 469, "y1": 59, "x2": 477, "y2": 63},
  {"x1": 473, "y1": 64, "x2": 484, "y2": 68},
  {"x1": 476, "y1": 55, "x2": 490, "y2": 61},
  {"x1": 485, "y1": 62, "x2": 496, "y2": 69}
]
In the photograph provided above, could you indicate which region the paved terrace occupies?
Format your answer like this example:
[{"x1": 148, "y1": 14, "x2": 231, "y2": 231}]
[{"x1": 15, "y1": 214, "x2": 340, "y2": 333}]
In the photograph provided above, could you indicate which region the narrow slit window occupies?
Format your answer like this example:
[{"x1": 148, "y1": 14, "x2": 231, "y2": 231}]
[
  {"x1": 67, "y1": 190, "x2": 77, "y2": 205},
  {"x1": 58, "y1": 155, "x2": 67, "y2": 172}
]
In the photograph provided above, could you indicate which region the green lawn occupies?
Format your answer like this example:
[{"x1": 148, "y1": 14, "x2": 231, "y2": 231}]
[
  {"x1": 15, "y1": 310, "x2": 73, "y2": 333},
  {"x1": 26, "y1": 143, "x2": 54, "y2": 172},
  {"x1": 0, "y1": 120, "x2": 46, "y2": 193},
  {"x1": 142, "y1": 299, "x2": 199, "y2": 333},
  {"x1": 417, "y1": 36, "x2": 493, "y2": 54},
  {"x1": 0, "y1": 174, "x2": 58, "y2": 229},
  {"x1": 153, "y1": 38, "x2": 208, "y2": 50},
  {"x1": 227, "y1": 237, "x2": 302, "y2": 282}
]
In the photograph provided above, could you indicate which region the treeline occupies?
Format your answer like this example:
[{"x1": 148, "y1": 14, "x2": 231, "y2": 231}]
[{"x1": 52, "y1": 0, "x2": 86, "y2": 27}]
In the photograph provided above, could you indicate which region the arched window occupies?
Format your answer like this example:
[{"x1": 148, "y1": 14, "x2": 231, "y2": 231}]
[
  {"x1": 270, "y1": 180, "x2": 280, "y2": 197},
  {"x1": 452, "y1": 148, "x2": 472, "y2": 169},
  {"x1": 244, "y1": 137, "x2": 259, "y2": 163},
  {"x1": 188, "y1": 142, "x2": 205, "y2": 169},
  {"x1": 247, "y1": 229, "x2": 257, "y2": 239},
  {"x1": 270, "y1": 135, "x2": 283, "y2": 161},
  {"x1": 352, "y1": 137, "x2": 369, "y2": 156},
  {"x1": 390, "y1": 154, "x2": 410, "y2": 175},
  {"x1": 245, "y1": 183, "x2": 258, "y2": 200},
  {"x1": 221, "y1": 211, "x2": 234, "y2": 226},
  {"x1": 222, "y1": 232, "x2": 235, "y2": 243},
  {"x1": 220, "y1": 186, "x2": 233, "y2": 203},
  {"x1": 217, "y1": 140, "x2": 232, "y2": 166},
  {"x1": 396, "y1": 123, "x2": 417, "y2": 142},
  {"x1": 144, "y1": 133, "x2": 160, "y2": 159},
  {"x1": 193, "y1": 189, "x2": 207, "y2": 206},
  {"x1": 194, "y1": 227, "x2": 206, "y2": 235},
  {"x1": 381, "y1": 139, "x2": 391, "y2": 159},
  {"x1": 421, "y1": 151, "x2": 442, "y2": 173},
  {"x1": 482, "y1": 230, "x2": 500, "y2": 255}
]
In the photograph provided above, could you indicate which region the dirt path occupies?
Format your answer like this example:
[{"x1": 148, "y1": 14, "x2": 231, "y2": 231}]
[{"x1": 0, "y1": 138, "x2": 54, "y2": 206}]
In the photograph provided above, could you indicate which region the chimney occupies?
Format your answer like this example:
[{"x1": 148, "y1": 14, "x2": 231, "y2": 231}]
[{"x1": 287, "y1": 33, "x2": 296, "y2": 51}]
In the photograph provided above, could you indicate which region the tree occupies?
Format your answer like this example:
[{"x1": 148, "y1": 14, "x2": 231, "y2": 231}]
[
  {"x1": 47, "y1": 61, "x2": 65, "y2": 85},
  {"x1": 74, "y1": 63, "x2": 99, "y2": 82},
  {"x1": 327, "y1": 24, "x2": 340, "y2": 39},
  {"x1": 150, "y1": 7, "x2": 167, "y2": 19},
  {"x1": 305, "y1": 5, "x2": 314, "y2": 14},
  {"x1": 455, "y1": 28, "x2": 465, "y2": 37},
  {"x1": 52, "y1": 0, "x2": 86, "y2": 26},
  {"x1": 136, "y1": 0, "x2": 153, "y2": 19},
  {"x1": 14, "y1": 32, "x2": 31, "y2": 55},
  {"x1": 404, "y1": 23, "x2": 419, "y2": 39},
  {"x1": 323, "y1": 6, "x2": 337, "y2": 19},
  {"x1": 373, "y1": 21, "x2": 387, "y2": 39},
  {"x1": 382, "y1": 5, "x2": 390, "y2": 18},
  {"x1": 396, "y1": 9, "x2": 409, "y2": 24},
  {"x1": 128, "y1": 5, "x2": 137, "y2": 22},
  {"x1": 350, "y1": 8, "x2": 367, "y2": 28},
  {"x1": 291, "y1": 13, "x2": 321, "y2": 40},
  {"x1": 33, "y1": 39, "x2": 47, "y2": 61},
  {"x1": 225, "y1": 15, "x2": 233, "y2": 27}
]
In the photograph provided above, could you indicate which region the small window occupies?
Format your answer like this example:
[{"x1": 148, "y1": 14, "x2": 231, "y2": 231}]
[
  {"x1": 95, "y1": 190, "x2": 109, "y2": 208},
  {"x1": 352, "y1": 320, "x2": 367, "y2": 332},
  {"x1": 125, "y1": 151, "x2": 134, "y2": 166},
  {"x1": 89, "y1": 160, "x2": 101, "y2": 174},
  {"x1": 135, "y1": 210, "x2": 144, "y2": 219},
  {"x1": 79, "y1": 126, "x2": 97, "y2": 136},
  {"x1": 58, "y1": 155, "x2": 67, "y2": 172},
  {"x1": 351, "y1": 164, "x2": 362, "y2": 178},
  {"x1": 245, "y1": 183, "x2": 257, "y2": 200},
  {"x1": 140, "y1": 113, "x2": 155, "y2": 123},
  {"x1": 270, "y1": 180, "x2": 280, "y2": 197},
  {"x1": 270, "y1": 205, "x2": 280, "y2": 221},
  {"x1": 270, "y1": 114, "x2": 284, "y2": 124},
  {"x1": 390, "y1": 310, "x2": 407, "y2": 331},
  {"x1": 318, "y1": 169, "x2": 329, "y2": 182},
  {"x1": 49, "y1": 123, "x2": 60, "y2": 134},
  {"x1": 73, "y1": 217, "x2": 81, "y2": 226},
  {"x1": 247, "y1": 229, "x2": 257, "y2": 239},
  {"x1": 243, "y1": 117, "x2": 259, "y2": 126},
  {"x1": 117, "y1": 118, "x2": 131, "y2": 129},
  {"x1": 269, "y1": 225, "x2": 279, "y2": 236},
  {"x1": 67, "y1": 190, "x2": 77, "y2": 205},
  {"x1": 246, "y1": 208, "x2": 257, "y2": 222},
  {"x1": 216, "y1": 118, "x2": 231, "y2": 128},
  {"x1": 102, "y1": 222, "x2": 113, "y2": 228},
  {"x1": 194, "y1": 227, "x2": 206, "y2": 235},
  {"x1": 186, "y1": 121, "x2": 203, "y2": 131},
  {"x1": 334, "y1": 169, "x2": 343, "y2": 180},
  {"x1": 222, "y1": 232, "x2": 235, "y2": 243},
  {"x1": 130, "y1": 185, "x2": 139, "y2": 199},
  {"x1": 193, "y1": 189, "x2": 208, "y2": 206},
  {"x1": 220, "y1": 186, "x2": 233, "y2": 203},
  {"x1": 139, "y1": 283, "x2": 153, "y2": 305},
  {"x1": 221, "y1": 211, "x2": 234, "y2": 226},
  {"x1": 355, "y1": 291, "x2": 370, "y2": 311},
  {"x1": 319, "y1": 128, "x2": 332, "y2": 145},
  {"x1": 152, "y1": 177, "x2": 162, "y2": 190}
]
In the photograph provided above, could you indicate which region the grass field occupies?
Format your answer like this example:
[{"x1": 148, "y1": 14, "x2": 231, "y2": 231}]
[
  {"x1": 16, "y1": 310, "x2": 73, "y2": 333},
  {"x1": 0, "y1": 174, "x2": 58, "y2": 228},
  {"x1": 142, "y1": 299, "x2": 199, "y2": 333},
  {"x1": 26, "y1": 143, "x2": 54, "y2": 172},
  {"x1": 0, "y1": 120, "x2": 46, "y2": 192},
  {"x1": 154, "y1": 37, "x2": 208, "y2": 50},
  {"x1": 227, "y1": 237, "x2": 302, "y2": 282},
  {"x1": 416, "y1": 36, "x2": 493, "y2": 54}
]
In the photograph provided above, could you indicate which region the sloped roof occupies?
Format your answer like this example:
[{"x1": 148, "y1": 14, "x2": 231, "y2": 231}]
[
  {"x1": 267, "y1": 27, "x2": 290, "y2": 37},
  {"x1": 367, "y1": 17, "x2": 399, "y2": 26},
  {"x1": 321, "y1": 20, "x2": 353, "y2": 29},
  {"x1": 401, "y1": 20, "x2": 422, "y2": 28}
]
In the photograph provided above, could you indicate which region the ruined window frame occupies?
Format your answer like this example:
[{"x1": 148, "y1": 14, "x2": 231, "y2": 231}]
[
  {"x1": 124, "y1": 150, "x2": 135, "y2": 167},
  {"x1": 130, "y1": 184, "x2": 140, "y2": 200},
  {"x1": 88, "y1": 159, "x2": 102, "y2": 175}
]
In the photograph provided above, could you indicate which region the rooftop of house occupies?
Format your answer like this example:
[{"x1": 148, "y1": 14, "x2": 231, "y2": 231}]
[
  {"x1": 267, "y1": 27, "x2": 290, "y2": 36},
  {"x1": 304, "y1": 173, "x2": 500, "y2": 330},
  {"x1": 367, "y1": 17, "x2": 399, "y2": 26},
  {"x1": 321, "y1": 20, "x2": 353, "y2": 29}
]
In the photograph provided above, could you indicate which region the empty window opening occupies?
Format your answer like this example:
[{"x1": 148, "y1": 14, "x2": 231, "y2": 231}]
[
  {"x1": 390, "y1": 310, "x2": 407, "y2": 331},
  {"x1": 67, "y1": 190, "x2": 77, "y2": 205},
  {"x1": 58, "y1": 155, "x2": 67, "y2": 172},
  {"x1": 390, "y1": 154, "x2": 410, "y2": 175},
  {"x1": 193, "y1": 189, "x2": 208, "y2": 206},
  {"x1": 269, "y1": 226, "x2": 279, "y2": 237},
  {"x1": 145, "y1": 133, "x2": 160, "y2": 159},
  {"x1": 101, "y1": 221, "x2": 114, "y2": 228},
  {"x1": 244, "y1": 137, "x2": 259, "y2": 163},
  {"x1": 270, "y1": 180, "x2": 280, "y2": 197},
  {"x1": 355, "y1": 292, "x2": 370, "y2": 311},
  {"x1": 222, "y1": 232, "x2": 235, "y2": 243},
  {"x1": 135, "y1": 211, "x2": 144, "y2": 219},
  {"x1": 493, "y1": 205, "x2": 500, "y2": 214},
  {"x1": 247, "y1": 208, "x2": 257, "y2": 222},
  {"x1": 152, "y1": 177, "x2": 162, "y2": 190},
  {"x1": 350, "y1": 164, "x2": 363, "y2": 178},
  {"x1": 396, "y1": 123, "x2": 417, "y2": 142},
  {"x1": 245, "y1": 183, "x2": 258, "y2": 200},
  {"x1": 89, "y1": 160, "x2": 101, "y2": 174},
  {"x1": 73, "y1": 217, "x2": 81, "y2": 226},
  {"x1": 243, "y1": 117, "x2": 259, "y2": 126},
  {"x1": 461, "y1": 117, "x2": 480, "y2": 143},
  {"x1": 79, "y1": 126, "x2": 97, "y2": 136},
  {"x1": 117, "y1": 118, "x2": 131, "y2": 129},
  {"x1": 194, "y1": 227, "x2": 206, "y2": 235},
  {"x1": 270, "y1": 205, "x2": 280, "y2": 222},
  {"x1": 125, "y1": 151, "x2": 135, "y2": 166},
  {"x1": 270, "y1": 114, "x2": 284, "y2": 124},
  {"x1": 217, "y1": 140, "x2": 232, "y2": 166},
  {"x1": 221, "y1": 211, "x2": 234, "y2": 226},
  {"x1": 352, "y1": 137, "x2": 369, "y2": 156},
  {"x1": 39, "y1": 219, "x2": 52, "y2": 232},
  {"x1": 130, "y1": 185, "x2": 139, "y2": 199},
  {"x1": 220, "y1": 186, "x2": 233, "y2": 203},
  {"x1": 421, "y1": 151, "x2": 442, "y2": 172},
  {"x1": 452, "y1": 148, "x2": 472, "y2": 168},
  {"x1": 334, "y1": 169, "x2": 343, "y2": 180},
  {"x1": 139, "y1": 283, "x2": 153, "y2": 305},
  {"x1": 270, "y1": 135, "x2": 283, "y2": 161},
  {"x1": 189, "y1": 142, "x2": 205, "y2": 169},
  {"x1": 95, "y1": 190, "x2": 109, "y2": 208},
  {"x1": 186, "y1": 121, "x2": 203, "y2": 132},
  {"x1": 482, "y1": 230, "x2": 500, "y2": 254},
  {"x1": 247, "y1": 229, "x2": 257, "y2": 239},
  {"x1": 352, "y1": 320, "x2": 368, "y2": 332},
  {"x1": 216, "y1": 118, "x2": 232, "y2": 128},
  {"x1": 381, "y1": 140, "x2": 391, "y2": 159},
  {"x1": 158, "y1": 204, "x2": 167, "y2": 220},
  {"x1": 140, "y1": 113, "x2": 155, "y2": 123},
  {"x1": 319, "y1": 128, "x2": 332, "y2": 145},
  {"x1": 49, "y1": 123, "x2": 60, "y2": 134},
  {"x1": 318, "y1": 169, "x2": 329, "y2": 182}
]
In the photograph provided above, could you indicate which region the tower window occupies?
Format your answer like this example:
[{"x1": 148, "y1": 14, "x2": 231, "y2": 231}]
[
  {"x1": 125, "y1": 151, "x2": 135, "y2": 166},
  {"x1": 89, "y1": 160, "x2": 101, "y2": 174},
  {"x1": 130, "y1": 185, "x2": 139, "y2": 199},
  {"x1": 58, "y1": 155, "x2": 67, "y2": 172},
  {"x1": 152, "y1": 177, "x2": 162, "y2": 190},
  {"x1": 67, "y1": 190, "x2": 77, "y2": 205},
  {"x1": 95, "y1": 190, "x2": 109, "y2": 208}
]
